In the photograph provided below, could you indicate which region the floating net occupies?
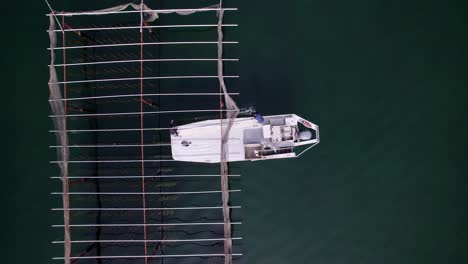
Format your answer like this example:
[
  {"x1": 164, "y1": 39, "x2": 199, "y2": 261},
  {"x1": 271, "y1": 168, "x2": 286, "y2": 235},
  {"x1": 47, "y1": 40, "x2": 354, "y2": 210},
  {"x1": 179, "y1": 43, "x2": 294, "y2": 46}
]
[{"x1": 47, "y1": 1, "x2": 240, "y2": 263}]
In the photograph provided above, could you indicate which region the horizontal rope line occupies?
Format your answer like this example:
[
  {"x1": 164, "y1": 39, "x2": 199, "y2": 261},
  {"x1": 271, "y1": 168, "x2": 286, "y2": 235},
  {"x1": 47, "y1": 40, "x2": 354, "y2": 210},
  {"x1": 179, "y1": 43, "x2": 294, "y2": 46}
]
[
  {"x1": 53, "y1": 253, "x2": 243, "y2": 260},
  {"x1": 48, "y1": 41, "x2": 238, "y2": 50},
  {"x1": 49, "y1": 143, "x2": 171, "y2": 148},
  {"x1": 46, "y1": 7, "x2": 238, "y2": 17},
  {"x1": 49, "y1": 109, "x2": 235, "y2": 117},
  {"x1": 51, "y1": 190, "x2": 241, "y2": 195},
  {"x1": 52, "y1": 222, "x2": 242, "y2": 227},
  {"x1": 49, "y1": 24, "x2": 238, "y2": 32},
  {"x1": 51, "y1": 58, "x2": 239, "y2": 67},
  {"x1": 53, "y1": 238, "x2": 242, "y2": 244},
  {"x1": 50, "y1": 160, "x2": 176, "y2": 164},
  {"x1": 51, "y1": 206, "x2": 242, "y2": 211},
  {"x1": 51, "y1": 159, "x2": 175, "y2": 163},
  {"x1": 50, "y1": 127, "x2": 172, "y2": 133},
  {"x1": 50, "y1": 158, "x2": 241, "y2": 163},
  {"x1": 50, "y1": 92, "x2": 239, "y2": 101},
  {"x1": 50, "y1": 137, "x2": 239, "y2": 148},
  {"x1": 49, "y1": 75, "x2": 239, "y2": 85},
  {"x1": 50, "y1": 175, "x2": 241, "y2": 179}
]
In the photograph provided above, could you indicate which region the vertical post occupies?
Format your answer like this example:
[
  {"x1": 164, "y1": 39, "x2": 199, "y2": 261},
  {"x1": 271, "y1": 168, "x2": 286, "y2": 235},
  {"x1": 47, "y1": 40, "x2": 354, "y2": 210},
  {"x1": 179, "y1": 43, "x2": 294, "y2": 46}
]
[
  {"x1": 61, "y1": 15, "x2": 72, "y2": 264},
  {"x1": 139, "y1": 2, "x2": 149, "y2": 264},
  {"x1": 217, "y1": 1, "x2": 234, "y2": 264}
]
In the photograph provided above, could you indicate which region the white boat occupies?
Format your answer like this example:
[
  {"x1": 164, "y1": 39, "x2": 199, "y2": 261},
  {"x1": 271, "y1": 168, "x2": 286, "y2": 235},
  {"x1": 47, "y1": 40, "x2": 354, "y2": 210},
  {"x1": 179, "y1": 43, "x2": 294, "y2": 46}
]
[{"x1": 170, "y1": 114, "x2": 319, "y2": 163}]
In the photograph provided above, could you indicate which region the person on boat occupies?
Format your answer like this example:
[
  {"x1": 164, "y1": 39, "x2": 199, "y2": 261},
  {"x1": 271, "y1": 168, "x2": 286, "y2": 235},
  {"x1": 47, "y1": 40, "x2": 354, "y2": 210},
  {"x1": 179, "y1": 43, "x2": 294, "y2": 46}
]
[
  {"x1": 169, "y1": 120, "x2": 178, "y2": 136},
  {"x1": 254, "y1": 112, "x2": 264, "y2": 123}
]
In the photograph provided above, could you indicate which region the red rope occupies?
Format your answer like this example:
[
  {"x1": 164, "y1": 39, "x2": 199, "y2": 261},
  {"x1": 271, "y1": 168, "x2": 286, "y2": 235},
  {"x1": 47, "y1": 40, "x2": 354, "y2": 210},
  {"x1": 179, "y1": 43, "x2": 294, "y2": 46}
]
[
  {"x1": 70, "y1": 243, "x2": 97, "y2": 264},
  {"x1": 63, "y1": 22, "x2": 82, "y2": 36},
  {"x1": 143, "y1": 20, "x2": 153, "y2": 33}
]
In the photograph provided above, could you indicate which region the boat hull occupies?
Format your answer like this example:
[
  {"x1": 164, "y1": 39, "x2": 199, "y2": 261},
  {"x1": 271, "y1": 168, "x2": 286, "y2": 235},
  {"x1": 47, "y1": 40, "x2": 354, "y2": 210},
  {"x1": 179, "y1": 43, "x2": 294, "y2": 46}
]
[{"x1": 170, "y1": 114, "x2": 319, "y2": 163}]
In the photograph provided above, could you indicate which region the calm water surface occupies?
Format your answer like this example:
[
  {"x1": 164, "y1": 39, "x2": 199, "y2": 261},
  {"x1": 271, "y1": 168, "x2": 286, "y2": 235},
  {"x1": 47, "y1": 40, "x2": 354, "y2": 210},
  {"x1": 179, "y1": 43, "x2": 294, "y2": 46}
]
[{"x1": 2, "y1": 0, "x2": 467, "y2": 263}]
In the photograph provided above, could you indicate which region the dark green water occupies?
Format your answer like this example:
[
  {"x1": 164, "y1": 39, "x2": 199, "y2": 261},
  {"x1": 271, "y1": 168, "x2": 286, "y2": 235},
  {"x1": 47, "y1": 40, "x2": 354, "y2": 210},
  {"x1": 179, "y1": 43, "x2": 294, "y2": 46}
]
[{"x1": 2, "y1": 0, "x2": 467, "y2": 263}]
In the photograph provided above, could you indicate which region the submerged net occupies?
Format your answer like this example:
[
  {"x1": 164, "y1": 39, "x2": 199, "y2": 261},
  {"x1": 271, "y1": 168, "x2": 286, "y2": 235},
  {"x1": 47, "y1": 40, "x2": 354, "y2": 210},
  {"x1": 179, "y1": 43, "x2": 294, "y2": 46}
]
[{"x1": 48, "y1": 1, "x2": 239, "y2": 264}]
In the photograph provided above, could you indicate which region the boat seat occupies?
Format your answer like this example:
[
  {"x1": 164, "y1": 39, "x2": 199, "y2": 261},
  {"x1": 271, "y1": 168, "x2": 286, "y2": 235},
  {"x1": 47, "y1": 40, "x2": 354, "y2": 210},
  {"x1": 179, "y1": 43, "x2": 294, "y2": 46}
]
[{"x1": 243, "y1": 128, "x2": 264, "y2": 144}]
